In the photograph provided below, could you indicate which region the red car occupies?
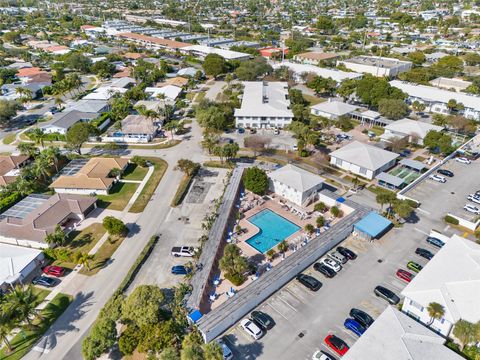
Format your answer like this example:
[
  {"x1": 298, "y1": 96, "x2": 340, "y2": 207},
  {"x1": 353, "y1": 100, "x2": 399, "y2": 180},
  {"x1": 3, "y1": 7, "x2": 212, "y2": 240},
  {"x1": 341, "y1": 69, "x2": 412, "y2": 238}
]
[
  {"x1": 396, "y1": 269, "x2": 413, "y2": 283},
  {"x1": 324, "y1": 335, "x2": 349, "y2": 356},
  {"x1": 43, "y1": 265, "x2": 65, "y2": 277}
]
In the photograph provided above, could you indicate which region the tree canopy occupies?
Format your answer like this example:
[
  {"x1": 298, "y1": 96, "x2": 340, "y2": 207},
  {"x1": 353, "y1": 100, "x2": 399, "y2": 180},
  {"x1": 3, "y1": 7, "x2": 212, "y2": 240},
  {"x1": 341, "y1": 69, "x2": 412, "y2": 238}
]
[
  {"x1": 202, "y1": 54, "x2": 227, "y2": 78},
  {"x1": 243, "y1": 167, "x2": 268, "y2": 195}
]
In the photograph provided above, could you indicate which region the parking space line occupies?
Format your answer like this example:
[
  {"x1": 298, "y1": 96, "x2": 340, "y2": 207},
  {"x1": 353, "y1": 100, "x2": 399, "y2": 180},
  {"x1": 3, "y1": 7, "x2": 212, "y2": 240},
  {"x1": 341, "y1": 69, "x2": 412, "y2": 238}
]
[
  {"x1": 416, "y1": 207, "x2": 430, "y2": 215},
  {"x1": 265, "y1": 302, "x2": 289, "y2": 320},
  {"x1": 284, "y1": 285, "x2": 312, "y2": 302},
  {"x1": 414, "y1": 227, "x2": 429, "y2": 236},
  {"x1": 277, "y1": 294, "x2": 298, "y2": 312}
]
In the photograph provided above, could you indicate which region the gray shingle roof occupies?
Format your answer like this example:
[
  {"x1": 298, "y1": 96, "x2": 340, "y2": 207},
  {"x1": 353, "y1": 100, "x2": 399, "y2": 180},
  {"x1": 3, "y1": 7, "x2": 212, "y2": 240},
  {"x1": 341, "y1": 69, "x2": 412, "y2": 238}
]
[{"x1": 330, "y1": 141, "x2": 399, "y2": 171}]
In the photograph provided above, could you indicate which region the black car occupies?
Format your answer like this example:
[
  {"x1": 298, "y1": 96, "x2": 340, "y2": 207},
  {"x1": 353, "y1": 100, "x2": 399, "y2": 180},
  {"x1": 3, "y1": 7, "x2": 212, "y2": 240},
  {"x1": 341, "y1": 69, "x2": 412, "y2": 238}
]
[
  {"x1": 296, "y1": 274, "x2": 322, "y2": 291},
  {"x1": 426, "y1": 236, "x2": 445, "y2": 248},
  {"x1": 251, "y1": 310, "x2": 275, "y2": 330},
  {"x1": 437, "y1": 169, "x2": 454, "y2": 177},
  {"x1": 349, "y1": 308, "x2": 374, "y2": 328},
  {"x1": 374, "y1": 286, "x2": 400, "y2": 305},
  {"x1": 32, "y1": 276, "x2": 55, "y2": 287},
  {"x1": 415, "y1": 247, "x2": 434, "y2": 260},
  {"x1": 314, "y1": 263, "x2": 336, "y2": 278},
  {"x1": 336, "y1": 246, "x2": 357, "y2": 260}
]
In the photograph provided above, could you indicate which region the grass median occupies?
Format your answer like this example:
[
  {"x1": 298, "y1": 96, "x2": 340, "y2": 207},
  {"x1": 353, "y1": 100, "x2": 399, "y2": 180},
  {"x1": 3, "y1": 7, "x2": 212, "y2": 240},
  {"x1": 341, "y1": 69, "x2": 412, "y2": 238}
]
[
  {"x1": 129, "y1": 158, "x2": 168, "y2": 213},
  {"x1": 171, "y1": 172, "x2": 195, "y2": 207}
]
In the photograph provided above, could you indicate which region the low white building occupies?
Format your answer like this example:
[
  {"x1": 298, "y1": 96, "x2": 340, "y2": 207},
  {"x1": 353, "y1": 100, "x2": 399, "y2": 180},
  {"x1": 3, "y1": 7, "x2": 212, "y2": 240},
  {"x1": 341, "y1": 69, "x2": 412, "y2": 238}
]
[
  {"x1": 337, "y1": 56, "x2": 412, "y2": 77},
  {"x1": 234, "y1": 82, "x2": 294, "y2": 129},
  {"x1": 272, "y1": 61, "x2": 362, "y2": 84},
  {"x1": 401, "y1": 234, "x2": 480, "y2": 337},
  {"x1": 310, "y1": 100, "x2": 358, "y2": 120},
  {"x1": 0, "y1": 243, "x2": 44, "y2": 291},
  {"x1": 381, "y1": 118, "x2": 444, "y2": 145},
  {"x1": 181, "y1": 45, "x2": 251, "y2": 61},
  {"x1": 343, "y1": 306, "x2": 463, "y2": 360},
  {"x1": 329, "y1": 141, "x2": 399, "y2": 179},
  {"x1": 390, "y1": 80, "x2": 480, "y2": 120},
  {"x1": 268, "y1": 164, "x2": 325, "y2": 206}
]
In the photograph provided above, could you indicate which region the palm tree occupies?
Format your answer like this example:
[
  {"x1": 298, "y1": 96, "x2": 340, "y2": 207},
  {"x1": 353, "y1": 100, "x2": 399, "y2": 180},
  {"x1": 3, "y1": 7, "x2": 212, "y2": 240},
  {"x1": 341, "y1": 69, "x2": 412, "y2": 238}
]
[
  {"x1": 163, "y1": 120, "x2": 179, "y2": 140},
  {"x1": 17, "y1": 142, "x2": 39, "y2": 158},
  {"x1": 0, "y1": 312, "x2": 13, "y2": 352},
  {"x1": 426, "y1": 302, "x2": 445, "y2": 325},
  {"x1": 30, "y1": 128, "x2": 46, "y2": 148},
  {"x1": 14, "y1": 177, "x2": 34, "y2": 196},
  {"x1": 74, "y1": 252, "x2": 94, "y2": 271},
  {"x1": 43, "y1": 147, "x2": 61, "y2": 172},
  {"x1": 453, "y1": 319, "x2": 476, "y2": 351},
  {"x1": 5, "y1": 285, "x2": 39, "y2": 326},
  {"x1": 54, "y1": 96, "x2": 64, "y2": 110},
  {"x1": 34, "y1": 156, "x2": 50, "y2": 181}
]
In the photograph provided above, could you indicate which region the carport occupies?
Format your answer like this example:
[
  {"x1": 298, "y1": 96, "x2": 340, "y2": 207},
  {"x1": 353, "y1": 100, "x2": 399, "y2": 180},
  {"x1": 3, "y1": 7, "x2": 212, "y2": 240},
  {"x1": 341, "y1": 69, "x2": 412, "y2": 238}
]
[
  {"x1": 353, "y1": 211, "x2": 392, "y2": 240},
  {"x1": 399, "y1": 158, "x2": 427, "y2": 173},
  {"x1": 376, "y1": 172, "x2": 406, "y2": 190}
]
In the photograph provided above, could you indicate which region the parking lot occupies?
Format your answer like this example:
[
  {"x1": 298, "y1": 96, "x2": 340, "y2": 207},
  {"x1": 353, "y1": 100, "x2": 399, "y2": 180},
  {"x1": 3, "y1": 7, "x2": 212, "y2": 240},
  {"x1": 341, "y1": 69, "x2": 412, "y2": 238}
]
[
  {"x1": 406, "y1": 156, "x2": 480, "y2": 225},
  {"x1": 224, "y1": 128, "x2": 297, "y2": 151},
  {"x1": 222, "y1": 225, "x2": 442, "y2": 360}
]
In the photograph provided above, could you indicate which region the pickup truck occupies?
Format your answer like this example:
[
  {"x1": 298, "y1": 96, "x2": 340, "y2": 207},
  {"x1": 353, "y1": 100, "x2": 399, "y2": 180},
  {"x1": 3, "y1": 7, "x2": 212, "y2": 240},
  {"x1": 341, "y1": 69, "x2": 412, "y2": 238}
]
[{"x1": 171, "y1": 246, "x2": 196, "y2": 257}]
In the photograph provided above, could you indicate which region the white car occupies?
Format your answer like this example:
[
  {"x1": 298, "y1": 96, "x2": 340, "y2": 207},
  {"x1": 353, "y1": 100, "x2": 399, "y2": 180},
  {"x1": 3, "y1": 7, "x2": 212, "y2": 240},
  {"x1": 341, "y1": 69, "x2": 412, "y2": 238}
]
[
  {"x1": 464, "y1": 204, "x2": 480, "y2": 215},
  {"x1": 240, "y1": 318, "x2": 263, "y2": 340},
  {"x1": 312, "y1": 350, "x2": 335, "y2": 360},
  {"x1": 328, "y1": 251, "x2": 347, "y2": 264},
  {"x1": 428, "y1": 174, "x2": 446, "y2": 183},
  {"x1": 455, "y1": 157, "x2": 471, "y2": 164},
  {"x1": 467, "y1": 194, "x2": 480, "y2": 205},
  {"x1": 320, "y1": 257, "x2": 342, "y2": 272}
]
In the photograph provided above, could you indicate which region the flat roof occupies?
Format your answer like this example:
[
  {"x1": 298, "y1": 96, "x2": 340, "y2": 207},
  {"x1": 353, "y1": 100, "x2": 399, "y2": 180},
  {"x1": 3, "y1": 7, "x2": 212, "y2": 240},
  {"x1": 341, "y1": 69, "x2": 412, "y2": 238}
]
[
  {"x1": 399, "y1": 158, "x2": 426, "y2": 171},
  {"x1": 272, "y1": 62, "x2": 362, "y2": 83},
  {"x1": 182, "y1": 45, "x2": 251, "y2": 60},
  {"x1": 343, "y1": 55, "x2": 412, "y2": 69},
  {"x1": 376, "y1": 172, "x2": 405, "y2": 187},
  {"x1": 354, "y1": 211, "x2": 392, "y2": 238}
]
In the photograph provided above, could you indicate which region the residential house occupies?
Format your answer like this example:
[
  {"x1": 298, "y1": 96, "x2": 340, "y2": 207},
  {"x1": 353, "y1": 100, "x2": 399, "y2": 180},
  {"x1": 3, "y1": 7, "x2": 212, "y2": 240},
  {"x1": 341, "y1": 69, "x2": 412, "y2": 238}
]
[
  {"x1": 145, "y1": 85, "x2": 182, "y2": 102},
  {"x1": 0, "y1": 193, "x2": 97, "y2": 248},
  {"x1": 401, "y1": 235, "x2": 480, "y2": 337},
  {"x1": 41, "y1": 110, "x2": 98, "y2": 135},
  {"x1": 272, "y1": 62, "x2": 362, "y2": 84},
  {"x1": 181, "y1": 45, "x2": 251, "y2": 61},
  {"x1": 381, "y1": 118, "x2": 444, "y2": 145},
  {"x1": 329, "y1": 141, "x2": 399, "y2": 179},
  {"x1": 0, "y1": 155, "x2": 29, "y2": 186},
  {"x1": 50, "y1": 157, "x2": 129, "y2": 195},
  {"x1": 0, "y1": 243, "x2": 44, "y2": 291},
  {"x1": 310, "y1": 100, "x2": 358, "y2": 120},
  {"x1": 111, "y1": 114, "x2": 159, "y2": 143},
  {"x1": 337, "y1": 56, "x2": 412, "y2": 77},
  {"x1": 293, "y1": 52, "x2": 338, "y2": 65},
  {"x1": 234, "y1": 81, "x2": 294, "y2": 129}
]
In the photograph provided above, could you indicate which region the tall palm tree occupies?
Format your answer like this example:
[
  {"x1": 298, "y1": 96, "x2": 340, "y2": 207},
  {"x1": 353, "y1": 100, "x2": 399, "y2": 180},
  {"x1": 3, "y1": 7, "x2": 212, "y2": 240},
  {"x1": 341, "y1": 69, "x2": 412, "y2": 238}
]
[
  {"x1": 43, "y1": 147, "x2": 61, "y2": 172},
  {"x1": 427, "y1": 302, "x2": 445, "y2": 325},
  {"x1": 5, "y1": 285, "x2": 38, "y2": 326},
  {"x1": 74, "y1": 252, "x2": 94, "y2": 271},
  {"x1": 34, "y1": 156, "x2": 50, "y2": 181},
  {"x1": 163, "y1": 120, "x2": 179, "y2": 140},
  {"x1": 30, "y1": 128, "x2": 46, "y2": 148},
  {"x1": 17, "y1": 142, "x2": 39, "y2": 158}
]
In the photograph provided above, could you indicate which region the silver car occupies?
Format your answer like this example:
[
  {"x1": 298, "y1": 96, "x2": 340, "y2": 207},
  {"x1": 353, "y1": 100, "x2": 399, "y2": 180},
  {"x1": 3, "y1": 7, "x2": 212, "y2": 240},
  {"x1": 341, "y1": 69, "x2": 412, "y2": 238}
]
[{"x1": 328, "y1": 251, "x2": 347, "y2": 264}]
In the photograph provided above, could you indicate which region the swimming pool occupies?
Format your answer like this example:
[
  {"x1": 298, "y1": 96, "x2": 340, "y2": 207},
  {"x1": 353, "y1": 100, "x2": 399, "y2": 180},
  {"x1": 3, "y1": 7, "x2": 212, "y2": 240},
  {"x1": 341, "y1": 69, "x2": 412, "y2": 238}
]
[{"x1": 246, "y1": 209, "x2": 300, "y2": 253}]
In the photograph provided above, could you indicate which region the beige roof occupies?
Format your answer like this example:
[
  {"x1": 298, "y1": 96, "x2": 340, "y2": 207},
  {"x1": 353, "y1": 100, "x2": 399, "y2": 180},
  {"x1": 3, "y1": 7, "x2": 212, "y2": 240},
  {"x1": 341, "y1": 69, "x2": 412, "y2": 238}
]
[
  {"x1": 50, "y1": 157, "x2": 129, "y2": 191},
  {"x1": 0, "y1": 155, "x2": 29, "y2": 186},
  {"x1": 296, "y1": 52, "x2": 338, "y2": 61},
  {"x1": 121, "y1": 115, "x2": 157, "y2": 135},
  {"x1": 164, "y1": 77, "x2": 189, "y2": 87},
  {"x1": 0, "y1": 193, "x2": 96, "y2": 243}
]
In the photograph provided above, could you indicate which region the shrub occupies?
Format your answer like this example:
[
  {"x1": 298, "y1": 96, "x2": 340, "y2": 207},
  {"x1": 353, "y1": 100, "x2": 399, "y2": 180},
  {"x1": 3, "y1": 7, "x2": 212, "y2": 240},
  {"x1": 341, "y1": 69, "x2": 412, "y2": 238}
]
[
  {"x1": 330, "y1": 206, "x2": 342, "y2": 217},
  {"x1": 119, "y1": 325, "x2": 140, "y2": 356},
  {"x1": 225, "y1": 273, "x2": 245, "y2": 286},
  {"x1": 0, "y1": 192, "x2": 22, "y2": 212},
  {"x1": 305, "y1": 223, "x2": 315, "y2": 234},
  {"x1": 103, "y1": 216, "x2": 127, "y2": 236},
  {"x1": 444, "y1": 215, "x2": 459, "y2": 225},
  {"x1": 314, "y1": 202, "x2": 327, "y2": 212},
  {"x1": 266, "y1": 249, "x2": 276, "y2": 261},
  {"x1": 316, "y1": 216, "x2": 325, "y2": 227},
  {"x1": 405, "y1": 199, "x2": 419, "y2": 208},
  {"x1": 131, "y1": 156, "x2": 147, "y2": 167}
]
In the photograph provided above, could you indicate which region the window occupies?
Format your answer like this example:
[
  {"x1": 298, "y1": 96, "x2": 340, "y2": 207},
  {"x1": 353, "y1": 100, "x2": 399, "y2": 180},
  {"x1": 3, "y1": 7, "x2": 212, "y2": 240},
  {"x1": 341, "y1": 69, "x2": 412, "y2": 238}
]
[
  {"x1": 336, "y1": 158, "x2": 343, "y2": 166},
  {"x1": 359, "y1": 167, "x2": 367, "y2": 175},
  {"x1": 409, "y1": 299, "x2": 424, "y2": 312}
]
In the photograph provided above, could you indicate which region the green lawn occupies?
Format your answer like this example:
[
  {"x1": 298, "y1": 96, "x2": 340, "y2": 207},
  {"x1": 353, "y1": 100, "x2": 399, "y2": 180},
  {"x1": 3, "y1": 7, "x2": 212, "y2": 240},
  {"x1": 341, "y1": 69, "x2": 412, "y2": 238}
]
[
  {"x1": 303, "y1": 94, "x2": 326, "y2": 106},
  {"x1": 130, "y1": 158, "x2": 168, "y2": 213},
  {"x1": 0, "y1": 293, "x2": 72, "y2": 360},
  {"x1": 123, "y1": 163, "x2": 148, "y2": 181},
  {"x1": 80, "y1": 235, "x2": 126, "y2": 276},
  {"x1": 2, "y1": 133, "x2": 16, "y2": 145},
  {"x1": 97, "y1": 182, "x2": 139, "y2": 211},
  {"x1": 52, "y1": 223, "x2": 106, "y2": 270},
  {"x1": 126, "y1": 139, "x2": 181, "y2": 150},
  {"x1": 31, "y1": 288, "x2": 51, "y2": 306}
]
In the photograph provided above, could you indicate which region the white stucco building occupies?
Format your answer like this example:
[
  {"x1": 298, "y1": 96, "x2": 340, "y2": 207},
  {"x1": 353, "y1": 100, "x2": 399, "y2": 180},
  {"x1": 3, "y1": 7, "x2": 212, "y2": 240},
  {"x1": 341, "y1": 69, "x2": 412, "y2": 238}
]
[
  {"x1": 268, "y1": 164, "x2": 325, "y2": 206},
  {"x1": 381, "y1": 118, "x2": 444, "y2": 145},
  {"x1": 310, "y1": 100, "x2": 358, "y2": 120},
  {"x1": 401, "y1": 235, "x2": 480, "y2": 337},
  {"x1": 329, "y1": 141, "x2": 399, "y2": 180},
  {"x1": 337, "y1": 56, "x2": 412, "y2": 77},
  {"x1": 390, "y1": 80, "x2": 480, "y2": 120},
  {"x1": 234, "y1": 82, "x2": 294, "y2": 129}
]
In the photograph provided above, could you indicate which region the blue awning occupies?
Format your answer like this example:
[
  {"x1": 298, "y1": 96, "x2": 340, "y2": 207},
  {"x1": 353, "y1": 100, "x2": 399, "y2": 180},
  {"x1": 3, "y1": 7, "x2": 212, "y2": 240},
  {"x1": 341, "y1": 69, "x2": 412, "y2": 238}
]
[
  {"x1": 354, "y1": 212, "x2": 392, "y2": 238},
  {"x1": 188, "y1": 310, "x2": 203, "y2": 323},
  {"x1": 336, "y1": 197, "x2": 346, "y2": 203}
]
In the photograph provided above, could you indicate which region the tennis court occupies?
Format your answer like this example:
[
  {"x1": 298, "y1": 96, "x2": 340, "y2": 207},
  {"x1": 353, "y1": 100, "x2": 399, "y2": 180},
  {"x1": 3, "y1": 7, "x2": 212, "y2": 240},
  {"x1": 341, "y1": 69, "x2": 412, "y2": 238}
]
[{"x1": 389, "y1": 167, "x2": 419, "y2": 184}]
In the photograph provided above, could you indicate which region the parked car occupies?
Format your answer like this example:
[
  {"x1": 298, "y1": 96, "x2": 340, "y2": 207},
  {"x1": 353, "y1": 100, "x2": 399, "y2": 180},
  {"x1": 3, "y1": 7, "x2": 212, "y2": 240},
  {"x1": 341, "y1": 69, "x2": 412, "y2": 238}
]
[
  {"x1": 296, "y1": 274, "x2": 322, "y2": 291},
  {"x1": 32, "y1": 276, "x2": 55, "y2": 287},
  {"x1": 320, "y1": 257, "x2": 342, "y2": 272},
  {"x1": 336, "y1": 246, "x2": 357, "y2": 260},
  {"x1": 292, "y1": 144, "x2": 298, "y2": 151},
  {"x1": 464, "y1": 204, "x2": 480, "y2": 215},
  {"x1": 415, "y1": 248, "x2": 434, "y2": 260},
  {"x1": 374, "y1": 286, "x2": 400, "y2": 305},
  {"x1": 240, "y1": 318, "x2": 263, "y2": 340},
  {"x1": 171, "y1": 265, "x2": 191, "y2": 275},
  {"x1": 314, "y1": 263, "x2": 336, "y2": 278},
  {"x1": 426, "y1": 236, "x2": 445, "y2": 248},
  {"x1": 237, "y1": 128, "x2": 245, "y2": 134},
  {"x1": 251, "y1": 310, "x2": 274, "y2": 330},
  {"x1": 467, "y1": 194, "x2": 480, "y2": 205},
  {"x1": 324, "y1": 335, "x2": 349, "y2": 356},
  {"x1": 328, "y1": 251, "x2": 347, "y2": 264},
  {"x1": 249, "y1": 128, "x2": 257, "y2": 134},
  {"x1": 396, "y1": 269, "x2": 414, "y2": 283},
  {"x1": 455, "y1": 157, "x2": 471, "y2": 164},
  {"x1": 344, "y1": 318, "x2": 366, "y2": 337},
  {"x1": 42, "y1": 265, "x2": 65, "y2": 277},
  {"x1": 216, "y1": 339, "x2": 233, "y2": 360},
  {"x1": 312, "y1": 351, "x2": 335, "y2": 360},
  {"x1": 171, "y1": 246, "x2": 196, "y2": 257},
  {"x1": 349, "y1": 308, "x2": 374, "y2": 328},
  {"x1": 437, "y1": 169, "x2": 454, "y2": 177},
  {"x1": 407, "y1": 261, "x2": 423, "y2": 273},
  {"x1": 273, "y1": 128, "x2": 280, "y2": 135},
  {"x1": 428, "y1": 174, "x2": 446, "y2": 183}
]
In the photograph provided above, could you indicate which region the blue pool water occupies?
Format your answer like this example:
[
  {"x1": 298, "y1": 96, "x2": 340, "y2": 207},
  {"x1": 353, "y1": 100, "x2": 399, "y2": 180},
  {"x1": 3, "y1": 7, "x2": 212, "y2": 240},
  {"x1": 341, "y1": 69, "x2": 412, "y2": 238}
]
[{"x1": 246, "y1": 209, "x2": 300, "y2": 253}]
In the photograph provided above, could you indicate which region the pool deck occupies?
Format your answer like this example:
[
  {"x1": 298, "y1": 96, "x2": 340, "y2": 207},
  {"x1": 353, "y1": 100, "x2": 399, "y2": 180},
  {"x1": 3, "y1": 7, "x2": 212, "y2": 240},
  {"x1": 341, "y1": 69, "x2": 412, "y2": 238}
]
[{"x1": 209, "y1": 191, "x2": 341, "y2": 310}]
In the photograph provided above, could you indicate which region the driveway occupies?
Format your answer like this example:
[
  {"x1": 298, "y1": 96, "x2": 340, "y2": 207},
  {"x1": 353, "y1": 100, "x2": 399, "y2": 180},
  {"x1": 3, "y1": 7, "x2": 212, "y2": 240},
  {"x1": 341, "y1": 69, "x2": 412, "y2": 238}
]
[{"x1": 225, "y1": 128, "x2": 297, "y2": 151}]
